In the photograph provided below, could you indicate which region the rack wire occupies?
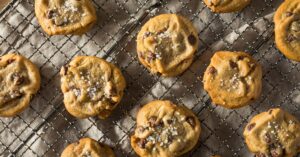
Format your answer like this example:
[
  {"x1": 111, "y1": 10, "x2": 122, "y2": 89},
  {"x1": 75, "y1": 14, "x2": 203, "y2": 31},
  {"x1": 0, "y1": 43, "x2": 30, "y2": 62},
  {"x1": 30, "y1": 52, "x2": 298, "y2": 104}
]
[{"x1": 0, "y1": 0, "x2": 299, "y2": 156}]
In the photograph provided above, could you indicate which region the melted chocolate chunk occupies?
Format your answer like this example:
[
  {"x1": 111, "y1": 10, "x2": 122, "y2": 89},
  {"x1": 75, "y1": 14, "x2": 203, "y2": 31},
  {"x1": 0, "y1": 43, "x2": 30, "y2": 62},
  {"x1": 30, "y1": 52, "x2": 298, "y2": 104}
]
[
  {"x1": 7, "y1": 59, "x2": 15, "y2": 64},
  {"x1": 247, "y1": 123, "x2": 256, "y2": 131},
  {"x1": 186, "y1": 116, "x2": 196, "y2": 128},
  {"x1": 229, "y1": 60, "x2": 238, "y2": 69},
  {"x1": 46, "y1": 9, "x2": 56, "y2": 19},
  {"x1": 11, "y1": 73, "x2": 25, "y2": 85},
  {"x1": 188, "y1": 34, "x2": 197, "y2": 45},
  {"x1": 167, "y1": 119, "x2": 173, "y2": 125},
  {"x1": 208, "y1": 66, "x2": 217, "y2": 75},
  {"x1": 137, "y1": 138, "x2": 146, "y2": 149},
  {"x1": 148, "y1": 116, "x2": 157, "y2": 127},
  {"x1": 237, "y1": 55, "x2": 245, "y2": 60}
]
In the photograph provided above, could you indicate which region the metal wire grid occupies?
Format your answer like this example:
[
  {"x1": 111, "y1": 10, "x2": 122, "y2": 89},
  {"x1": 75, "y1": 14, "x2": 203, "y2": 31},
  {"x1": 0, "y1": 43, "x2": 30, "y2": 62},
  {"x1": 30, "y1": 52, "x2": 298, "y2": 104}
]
[{"x1": 0, "y1": 0, "x2": 299, "y2": 156}]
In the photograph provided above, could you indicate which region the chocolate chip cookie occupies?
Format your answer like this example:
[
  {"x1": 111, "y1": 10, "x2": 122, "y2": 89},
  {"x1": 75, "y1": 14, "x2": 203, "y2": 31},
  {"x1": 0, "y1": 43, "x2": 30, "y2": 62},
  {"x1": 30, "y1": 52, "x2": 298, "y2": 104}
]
[
  {"x1": 243, "y1": 108, "x2": 300, "y2": 157},
  {"x1": 137, "y1": 14, "x2": 199, "y2": 76},
  {"x1": 61, "y1": 138, "x2": 115, "y2": 157},
  {"x1": 274, "y1": 0, "x2": 300, "y2": 61},
  {"x1": 203, "y1": 0, "x2": 251, "y2": 13},
  {"x1": 60, "y1": 56, "x2": 126, "y2": 119},
  {"x1": 131, "y1": 100, "x2": 201, "y2": 157},
  {"x1": 0, "y1": 53, "x2": 41, "y2": 117},
  {"x1": 203, "y1": 51, "x2": 262, "y2": 109},
  {"x1": 35, "y1": 0, "x2": 97, "y2": 35}
]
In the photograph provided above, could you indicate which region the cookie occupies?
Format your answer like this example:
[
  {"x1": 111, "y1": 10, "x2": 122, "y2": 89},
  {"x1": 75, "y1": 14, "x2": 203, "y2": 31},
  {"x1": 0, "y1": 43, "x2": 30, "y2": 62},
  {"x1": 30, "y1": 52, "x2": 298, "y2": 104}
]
[
  {"x1": 203, "y1": 51, "x2": 262, "y2": 109},
  {"x1": 35, "y1": 0, "x2": 97, "y2": 35},
  {"x1": 131, "y1": 100, "x2": 201, "y2": 157},
  {"x1": 136, "y1": 14, "x2": 199, "y2": 76},
  {"x1": 61, "y1": 138, "x2": 115, "y2": 157},
  {"x1": 243, "y1": 108, "x2": 300, "y2": 157},
  {"x1": 274, "y1": 0, "x2": 300, "y2": 62},
  {"x1": 60, "y1": 56, "x2": 126, "y2": 119},
  {"x1": 203, "y1": 0, "x2": 251, "y2": 13},
  {"x1": 0, "y1": 53, "x2": 41, "y2": 117}
]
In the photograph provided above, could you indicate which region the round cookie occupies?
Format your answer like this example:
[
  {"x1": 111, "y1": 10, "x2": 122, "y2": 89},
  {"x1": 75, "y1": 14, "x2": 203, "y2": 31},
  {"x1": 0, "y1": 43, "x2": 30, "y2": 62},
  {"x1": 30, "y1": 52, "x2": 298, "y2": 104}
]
[
  {"x1": 203, "y1": 0, "x2": 251, "y2": 13},
  {"x1": 131, "y1": 100, "x2": 201, "y2": 157},
  {"x1": 136, "y1": 14, "x2": 199, "y2": 77},
  {"x1": 61, "y1": 138, "x2": 115, "y2": 157},
  {"x1": 243, "y1": 108, "x2": 300, "y2": 157},
  {"x1": 0, "y1": 53, "x2": 41, "y2": 117},
  {"x1": 35, "y1": 0, "x2": 97, "y2": 35},
  {"x1": 274, "y1": 0, "x2": 300, "y2": 62},
  {"x1": 203, "y1": 51, "x2": 262, "y2": 109},
  {"x1": 60, "y1": 56, "x2": 126, "y2": 119}
]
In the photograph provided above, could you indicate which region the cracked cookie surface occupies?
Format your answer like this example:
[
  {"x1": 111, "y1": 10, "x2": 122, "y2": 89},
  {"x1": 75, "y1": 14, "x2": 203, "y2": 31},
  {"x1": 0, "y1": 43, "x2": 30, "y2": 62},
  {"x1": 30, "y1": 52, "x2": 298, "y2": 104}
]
[
  {"x1": 60, "y1": 56, "x2": 126, "y2": 119},
  {"x1": 0, "y1": 53, "x2": 41, "y2": 117},
  {"x1": 203, "y1": 0, "x2": 251, "y2": 13},
  {"x1": 274, "y1": 0, "x2": 300, "y2": 61},
  {"x1": 61, "y1": 138, "x2": 115, "y2": 157},
  {"x1": 131, "y1": 100, "x2": 201, "y2": 157},
  {"x1": 35, "y1": 0, "x2": 97, "y2": 35},
  {"x1": 203, "y1": 51, "x2": 262, "y2": 109},
  {"x1": 137, "y1": 14, "x2": 199, "y2": 77},
  {"x1": 243, "y1": 108, "x2": 300, "y2": 157}
]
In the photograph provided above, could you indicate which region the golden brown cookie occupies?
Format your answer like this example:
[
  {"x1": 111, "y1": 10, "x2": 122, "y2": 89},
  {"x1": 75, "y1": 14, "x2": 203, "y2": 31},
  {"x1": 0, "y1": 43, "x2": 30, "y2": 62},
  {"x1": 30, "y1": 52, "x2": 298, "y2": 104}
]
[
  {"x1": 203, "y1": 0, "x2": 251, "y2": 13},
  {"x1": 35, "y1": 0, "x2": 97, "y2": 35},
  {"x1": 274, "y1": 0, "x2": 300, "y2": 62},
  {"x1": 203, "y1": 51, "x2": 262, "y2": 109},
  {"x1": 243, "y1": 108, "x2": 300, "y2": 157},
  {"x1": 60, "y1": 56, "x2": 126, "y2": 119},
  {"x1": 61, "y1": 138, "x2": 115, "y2": 157},
  {"x1": 136, "y1": 14, "x2": 199, "y2": 77},
  {"x1": 131, "y1": 100, "x2": 201, "y2": 157},
  {"x1": 0, "y1": 53, "x2": 41, "y2": 117}
]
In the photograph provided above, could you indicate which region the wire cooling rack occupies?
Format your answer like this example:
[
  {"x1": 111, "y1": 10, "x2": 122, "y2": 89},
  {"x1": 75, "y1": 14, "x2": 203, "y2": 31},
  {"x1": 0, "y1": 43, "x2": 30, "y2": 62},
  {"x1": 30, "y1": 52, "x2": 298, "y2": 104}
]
[{"x1": 0, "y1": 0, "x2": 299, "y2": 156}]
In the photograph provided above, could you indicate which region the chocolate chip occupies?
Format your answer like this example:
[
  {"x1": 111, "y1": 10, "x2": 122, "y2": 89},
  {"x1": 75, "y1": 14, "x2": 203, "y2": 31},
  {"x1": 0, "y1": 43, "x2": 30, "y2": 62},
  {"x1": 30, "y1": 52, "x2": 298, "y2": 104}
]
[
  {"x1": 11, "y1": 73, "x2": 25, "y2": 85},
  {"x1": 270, "y1": 150, "x2": 279, "y2": 157},
  {"x1": 146, "y1": 52, "x2": 156, "y2": 62},
  {"x1": 285, "y1": 12, "x2": 293, "y2": 17},
  {"x1": 237, "y1": 56, "x2": 245, "y2": 60},
  {"x1": 247, "y1": 123, "x2": 256, "y2": 131},
  {"x1": 10, "y1": 90, "x2": 23, "y2": 99},
  {"x1": 61, "y1": 65, "x2": 69, "y2": 75},
  {"x1": 46, "y1": 9, "x2": 56, "y2": 19},
  {"x1": 7, "y1": 59, "x2": 15, "y2": 64},
  {"x1": 167, "y1": 119, "x2": 173, "y2": 124},
  {"x1": 143, "y1": 32, "x2": 151, "y2": 38},
  {"x1": 188, "y1": 34, "x2": 197, "y2": 45},
  {"x1": 268, "y1": 109, "x2": 273, "y2": 114},
  {"x1": 107, "y1": 98, "x2": 117, "y2": 106},
  {"x1": 137, "y1": 138, "x2": 146, "y2": 149},
  {"x1": 229, "y1": 60, "x2": 238, "y2": 69},
  {"x1": 286, "y1": 34, "x2": 296, "y2": 42},
  {"x1": 148, "y1": 116, "x2": 157, "y2": 127},
  {"x1": 264, "y1": 134, "x2": 272, "y2": 144},
  {"x1": 186, "y1": 116, "x2": 196, "y2": 128},
  {"x1": 208, "y1": 66, "x2": 217, "y2": 75},
  {"x1": 255, "y1": 153, "x2": 266, "y2": 157},
  {"x1": 138, "y1": 52, "x2": 145, "y2": 59},
  {"x1": 137, "y1": 126, "x2": 145, "y2": 133},
  {"x1": 109, "y1": 87, "x2": 117, "y2": 97}
]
